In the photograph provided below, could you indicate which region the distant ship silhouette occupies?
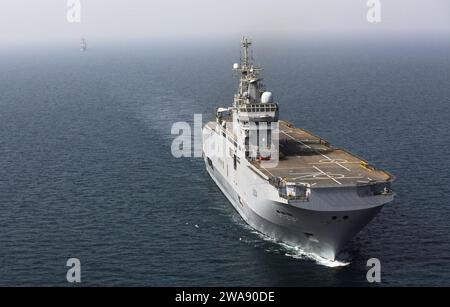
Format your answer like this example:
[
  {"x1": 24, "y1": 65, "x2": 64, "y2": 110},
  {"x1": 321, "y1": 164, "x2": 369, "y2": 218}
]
[{"x1": 80, "y1": 38, "x2": 87, "y2": 52}]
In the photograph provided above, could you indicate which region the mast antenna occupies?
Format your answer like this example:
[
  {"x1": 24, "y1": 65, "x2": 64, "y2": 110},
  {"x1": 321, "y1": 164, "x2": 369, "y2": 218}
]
[{"x1": 241, "y1": 37, "x2": 252, "y2": 68}]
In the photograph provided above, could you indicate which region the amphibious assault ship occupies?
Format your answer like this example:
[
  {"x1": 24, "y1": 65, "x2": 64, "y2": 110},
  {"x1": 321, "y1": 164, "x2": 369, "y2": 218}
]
[{"x1": 202, "y1": 38, "x2": 394, "y2": 260}]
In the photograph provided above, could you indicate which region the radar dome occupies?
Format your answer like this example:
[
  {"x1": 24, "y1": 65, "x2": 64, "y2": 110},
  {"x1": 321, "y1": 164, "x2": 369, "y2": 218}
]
[
  {"x1": 233, "y1": 63, "x2": 240, "y2": 70},
  {"x1": 261, "y1": 92, "x2": 274, "y2": 103}
]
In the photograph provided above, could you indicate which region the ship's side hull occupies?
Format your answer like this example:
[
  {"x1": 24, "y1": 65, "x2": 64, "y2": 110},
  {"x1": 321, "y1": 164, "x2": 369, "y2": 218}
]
[
  {"x1": 202, "y1": 124, "x2": 393, "y2": 260},
  {"x1": 205, "y1": 156, "x2": 385, "y2": 260}
]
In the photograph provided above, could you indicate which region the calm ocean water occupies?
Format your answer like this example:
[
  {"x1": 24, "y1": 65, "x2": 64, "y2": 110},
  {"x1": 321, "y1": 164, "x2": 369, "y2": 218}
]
[{"x1": 0, "y1": 38, "x2": 449, "y2": 286}]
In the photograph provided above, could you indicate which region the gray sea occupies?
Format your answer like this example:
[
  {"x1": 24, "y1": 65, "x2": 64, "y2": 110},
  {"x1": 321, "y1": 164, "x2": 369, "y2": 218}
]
[{"x1": 0, "y1": 37, "x2": 449, "y2": 286}]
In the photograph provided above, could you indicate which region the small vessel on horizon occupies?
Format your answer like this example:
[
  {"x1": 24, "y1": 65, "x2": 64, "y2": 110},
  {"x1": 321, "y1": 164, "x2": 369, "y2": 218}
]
[
  {"x1": 80, "y1": 38, "x2": 87, "y2": 52},
  {"x1": 202, "y1": 37, "x2": 395, "y2": 261}
]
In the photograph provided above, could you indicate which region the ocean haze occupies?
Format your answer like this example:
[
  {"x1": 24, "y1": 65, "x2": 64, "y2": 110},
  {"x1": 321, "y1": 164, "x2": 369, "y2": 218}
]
[
  {"x1": 0, "y1": 37, "x2": 449, "y2": 285},
  {"x1": 0, "y1": 0, "x2": 449, "y2": 46}
]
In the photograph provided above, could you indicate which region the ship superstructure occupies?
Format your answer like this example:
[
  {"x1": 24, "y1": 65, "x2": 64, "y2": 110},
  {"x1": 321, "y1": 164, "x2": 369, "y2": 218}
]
[{"x1": 202, "y1": 38, "x2": 394, "y2": 260}]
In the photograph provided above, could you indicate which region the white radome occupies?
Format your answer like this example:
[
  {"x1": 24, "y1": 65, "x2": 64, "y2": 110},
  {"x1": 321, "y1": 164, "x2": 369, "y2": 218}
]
[{"x1": 261, "y1": 91, "x2": 274, "y2": 103}]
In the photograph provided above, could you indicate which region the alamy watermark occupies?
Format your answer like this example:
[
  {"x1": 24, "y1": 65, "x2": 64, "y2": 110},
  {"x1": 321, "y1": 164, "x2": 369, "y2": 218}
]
[
  {"x1": 67, "y1": 0, "x2": 81, "y2": 23},
  {"x1": 170, "y1": 114, "x2": 279, "y2": 168},
  {"x1": 367, "y1": 0, "x2": 382, "y2": 23},
  {"x1": 366, "y1": 258, "x2": 381, "y2": 283},
  {"x1": 66, "y1": 258, "x2": 81, "y2": 283}
]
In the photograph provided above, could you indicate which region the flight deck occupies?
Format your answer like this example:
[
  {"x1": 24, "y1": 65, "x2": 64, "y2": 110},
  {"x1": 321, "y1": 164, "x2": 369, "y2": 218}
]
[{"x1": 251, "y1": 121, "x2": 393, "y2": 188}]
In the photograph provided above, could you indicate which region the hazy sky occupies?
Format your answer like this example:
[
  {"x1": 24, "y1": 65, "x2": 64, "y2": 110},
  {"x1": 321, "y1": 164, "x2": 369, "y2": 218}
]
[{"x1": 1, "y1": 0, "x2": 449, "y2": 45}]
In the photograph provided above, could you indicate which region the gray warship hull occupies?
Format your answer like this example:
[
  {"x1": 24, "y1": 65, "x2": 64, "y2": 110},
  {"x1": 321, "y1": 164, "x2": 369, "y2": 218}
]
[{"x1": 204, "y1": 154, "x2": 387, "y2": 260}]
